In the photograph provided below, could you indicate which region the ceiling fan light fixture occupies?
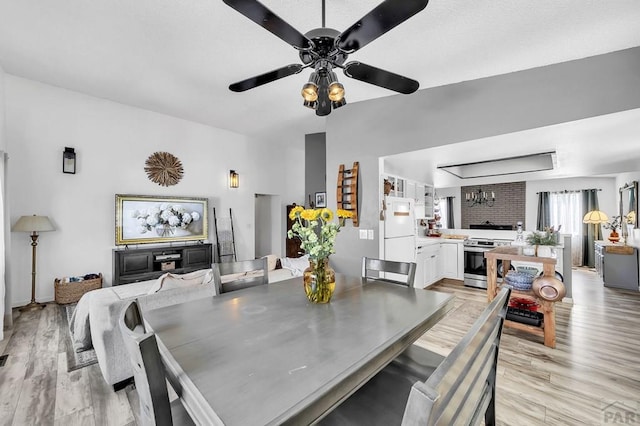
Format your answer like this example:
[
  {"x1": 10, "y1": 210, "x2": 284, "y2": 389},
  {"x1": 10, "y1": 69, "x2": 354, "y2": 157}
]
[
  {"x1": 224, "y1": 0, "x2": 427, "y2": 115},
  {"x1": 301, "y1": 83, "x2": 319, "y2": 101},
  {"x1": 303, "y1": 99, "x2": 318, "y2": 109},
  {"x1": 331, "y1": 98, "x2": 347, "y2": 109},
  {"x1": 328, "y1": 82, "x2": 345, "y2": 102},
  {"x1": 301, "y1": 72, "x2": 320, "y2": 101},
  {"x1": 327, "y1": 71, "x2": 345, "y2": 102}
]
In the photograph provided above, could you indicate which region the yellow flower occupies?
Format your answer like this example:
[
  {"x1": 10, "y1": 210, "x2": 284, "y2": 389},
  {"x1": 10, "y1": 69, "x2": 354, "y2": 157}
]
[
  {"x1": 337, "y1": 209, "x2": 354, "y2": 219},
  {"x1": 301, "y1": 209, "x2": 319, "y2": 221},
  {"x1": 288, "y1": 205, "x2": 304, "y2": 220},
  {"x1": 320, "y1": 208, "x2": 334, "y2": 222}
]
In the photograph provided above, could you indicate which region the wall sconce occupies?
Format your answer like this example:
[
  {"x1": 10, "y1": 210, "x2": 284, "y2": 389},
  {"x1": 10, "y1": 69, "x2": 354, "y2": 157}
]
[
  {"x1": 229, "y1": 170, "x2": 239, "y2": 188},
  {"x1": 63, "y1": 147, "x2": 76, "y2": 174}
]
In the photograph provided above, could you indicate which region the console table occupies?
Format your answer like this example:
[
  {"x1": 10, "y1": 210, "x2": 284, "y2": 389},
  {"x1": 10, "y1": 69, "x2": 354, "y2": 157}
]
[
  {"x1": 113, "y1": 243, "x2": 212, "y2": 286},
  {"x1": 594, "y1": 241, "x2": 639, "y2": 291},
  {"x1": 485, "y1": 246, "x2": 558, "y2": 348}
]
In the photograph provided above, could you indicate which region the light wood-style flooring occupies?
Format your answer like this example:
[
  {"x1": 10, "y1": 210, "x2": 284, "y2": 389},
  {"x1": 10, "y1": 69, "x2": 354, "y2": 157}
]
[{"x1": 1, "y1": 268, "x2": 639, "y2": 425}]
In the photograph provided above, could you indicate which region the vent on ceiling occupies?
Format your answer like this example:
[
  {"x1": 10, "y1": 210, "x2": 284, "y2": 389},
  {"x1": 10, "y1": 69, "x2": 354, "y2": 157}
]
[{"x1": 437, "y1": 151, "x2": 556, "y2": 179}]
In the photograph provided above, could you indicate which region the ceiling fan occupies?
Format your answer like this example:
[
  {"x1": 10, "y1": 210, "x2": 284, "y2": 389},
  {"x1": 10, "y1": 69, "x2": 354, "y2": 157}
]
[{"x1": 223, "y1": 0, "x2": 429, "y2": 116}]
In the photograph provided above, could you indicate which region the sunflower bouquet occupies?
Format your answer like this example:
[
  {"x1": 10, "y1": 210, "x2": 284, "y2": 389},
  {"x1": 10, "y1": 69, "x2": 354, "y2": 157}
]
[{"x1": 287, "y1": 207, "x2": 353, "y2": 262}]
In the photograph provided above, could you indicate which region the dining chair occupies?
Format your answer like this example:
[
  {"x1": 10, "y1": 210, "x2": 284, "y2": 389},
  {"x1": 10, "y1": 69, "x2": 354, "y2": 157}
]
[
  {"x1": 119, "y1": 300, "x2": 194, "y2": 426},
  {"x1": 361, "y1": 257, "x2": 417, "y2": 287},
  {"x1": 319, "y1": 287, "x2": 511, "y2": 425},
  {"x1": 212, "y1": 257, "x2": 269, "y2": 294}
]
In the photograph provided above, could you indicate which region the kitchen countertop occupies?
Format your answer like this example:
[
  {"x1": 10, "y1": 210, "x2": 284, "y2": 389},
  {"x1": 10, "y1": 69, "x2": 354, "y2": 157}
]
[{"x1": 416, "y1": 236, "x2": 464, "y2": 246}]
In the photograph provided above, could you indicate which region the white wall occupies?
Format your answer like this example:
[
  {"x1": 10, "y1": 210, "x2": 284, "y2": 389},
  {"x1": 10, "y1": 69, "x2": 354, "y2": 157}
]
[
  {"x1": 0, "y1": 64, "x2": 6, "y2": 337},
  {"x1": 325, "y1": 47, "x2": 640, "y2": 276},
  {"x1": 5, "y1": 76, "x2": 300, "y2": 306}
]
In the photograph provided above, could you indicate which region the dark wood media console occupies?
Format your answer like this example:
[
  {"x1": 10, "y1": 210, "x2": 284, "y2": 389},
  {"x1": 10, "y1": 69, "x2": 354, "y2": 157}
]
[{"x1": 113, "y1": 243, "x2": 212, "y2": 286}]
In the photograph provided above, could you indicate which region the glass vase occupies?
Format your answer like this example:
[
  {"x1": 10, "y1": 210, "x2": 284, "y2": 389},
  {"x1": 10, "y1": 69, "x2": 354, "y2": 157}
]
[{"x1": 303, "y1": 258, "x2": 336, "y2": 304}]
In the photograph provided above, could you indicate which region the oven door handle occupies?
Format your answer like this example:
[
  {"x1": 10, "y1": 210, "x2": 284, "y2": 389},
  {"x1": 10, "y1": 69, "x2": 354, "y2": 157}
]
[{"x1": 463, "y1": 246, "x2": 491, "y2": 253}]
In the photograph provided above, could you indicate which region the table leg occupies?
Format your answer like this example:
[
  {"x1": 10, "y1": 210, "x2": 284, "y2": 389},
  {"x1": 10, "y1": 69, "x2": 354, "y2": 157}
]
[
  {"x1": 541, "y1": 300, "x2": 556, "y2": 348},
  {"x1": 487, "y1": 258, "x2": 498, "y2": 302}
]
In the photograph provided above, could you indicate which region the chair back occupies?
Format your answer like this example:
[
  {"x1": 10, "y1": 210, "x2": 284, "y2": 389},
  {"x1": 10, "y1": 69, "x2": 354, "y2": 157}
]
[
  {"x1": 213, "y1": 257, "x2": 269, "y2": 294},
  {"x1": 401, "y1": 287, "x2": 511, "y2": 425},
  {"x1": 362, "y1": 257, "x2": 417, "y2": 287},
  {"x1": 119, "y1": 300, "x2": 173, "y2": 426}
]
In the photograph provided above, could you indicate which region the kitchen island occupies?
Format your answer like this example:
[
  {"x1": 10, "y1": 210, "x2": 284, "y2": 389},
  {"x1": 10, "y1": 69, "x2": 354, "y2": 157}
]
[{"x1": 485, "y1": 246, "x2": 561, "y2": 348}]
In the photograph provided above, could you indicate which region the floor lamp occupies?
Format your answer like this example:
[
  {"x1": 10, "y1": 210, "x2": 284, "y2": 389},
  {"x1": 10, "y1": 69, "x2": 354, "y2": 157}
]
[
  {"x1": 582, "y1": 210, "x2": 608, "y2": 241},
  {"x1": 12, "y1": 214, "x2": 56, "y2": 311}
]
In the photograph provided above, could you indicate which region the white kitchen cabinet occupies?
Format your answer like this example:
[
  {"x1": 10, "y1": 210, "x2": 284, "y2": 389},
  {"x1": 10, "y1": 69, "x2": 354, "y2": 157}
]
[
  {"x1": 423, "y1": 243, "x2": 442, "y2": 287},
  {"x1": 441, "y1": 241, "x2": 463, "y2": 280},
  {"x1": 406, "y1": 180, "x2": 417, "y2": 201},
  {"x1": 423, "y1": 184, "x2": 435, "y2": 219},
  {"x1": 383, "y1": 174, "x2": 405, "y2": 198}
]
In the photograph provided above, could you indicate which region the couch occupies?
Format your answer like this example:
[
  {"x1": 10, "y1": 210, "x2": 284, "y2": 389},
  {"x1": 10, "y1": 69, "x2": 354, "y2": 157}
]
[
  {"x1": 69, "y1": 269, "x2": 218, "y2": 387},
  {"x1": 69, "y1": 256, "x2": 306, "y2": 388}
]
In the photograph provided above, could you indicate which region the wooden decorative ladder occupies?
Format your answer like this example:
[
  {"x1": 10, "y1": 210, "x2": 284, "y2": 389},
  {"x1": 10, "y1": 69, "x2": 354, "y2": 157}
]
[{"x1": 337, "y1": 162, "x2": 359, "y2": 226}]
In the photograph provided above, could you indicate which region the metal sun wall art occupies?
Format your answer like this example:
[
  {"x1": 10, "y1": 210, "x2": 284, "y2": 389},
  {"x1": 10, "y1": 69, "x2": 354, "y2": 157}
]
[{"x1": 145, "y1": 151, "x2": 184, "y2": 187}]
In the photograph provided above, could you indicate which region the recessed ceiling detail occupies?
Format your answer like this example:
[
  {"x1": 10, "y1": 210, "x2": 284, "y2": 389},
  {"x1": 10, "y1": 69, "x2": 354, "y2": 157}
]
[{"x1": 437, "y1": 151, "x2": 556, "y2": 179}]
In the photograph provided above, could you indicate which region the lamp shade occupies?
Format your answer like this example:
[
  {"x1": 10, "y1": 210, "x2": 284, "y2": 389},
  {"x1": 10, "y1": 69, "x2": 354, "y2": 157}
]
[
  {"x1": 12, "y1": 215, "x2": 55, "y2": 232},
  {"x1": 582, "y1": 210, "x2": 608, "y2": 224}
]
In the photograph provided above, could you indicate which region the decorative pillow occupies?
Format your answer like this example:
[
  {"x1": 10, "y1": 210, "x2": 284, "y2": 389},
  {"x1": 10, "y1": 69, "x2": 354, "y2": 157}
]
[
  {"x1": 147, "y1": 269, "x2": 214, "y2": 294},
  {"x1": 280, "y1": 255, "x2": 310, "y2": 277},
  {"x1": 261, "y1": 254, "x2": 279, "y2": 271}
]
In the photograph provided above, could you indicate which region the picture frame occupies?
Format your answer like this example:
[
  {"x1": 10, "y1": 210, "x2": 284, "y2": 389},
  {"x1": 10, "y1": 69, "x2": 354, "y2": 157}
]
[
  {"x1": 315, "y1": 192, "x2": 327, "y2": 208},
  {"x1": 115, "y1": 194, "x2": 208, "y2": 245}
]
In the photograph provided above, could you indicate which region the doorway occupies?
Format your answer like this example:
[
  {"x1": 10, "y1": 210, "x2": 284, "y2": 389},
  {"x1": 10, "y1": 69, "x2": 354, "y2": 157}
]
[{"x1": 255, "y1": 194, "x2": 282, "y2": 258}]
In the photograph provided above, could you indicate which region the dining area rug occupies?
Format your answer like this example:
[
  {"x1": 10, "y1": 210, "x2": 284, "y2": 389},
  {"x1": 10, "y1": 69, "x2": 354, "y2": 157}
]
[{"x1": 59, "y1": 303, "x2": 98, "y2": 372}]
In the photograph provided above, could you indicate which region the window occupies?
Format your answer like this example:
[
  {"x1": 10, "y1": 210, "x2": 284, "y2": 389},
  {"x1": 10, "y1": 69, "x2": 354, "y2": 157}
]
[{"x1": 549, "y1": 191, "x2": 583, "y2": 266}]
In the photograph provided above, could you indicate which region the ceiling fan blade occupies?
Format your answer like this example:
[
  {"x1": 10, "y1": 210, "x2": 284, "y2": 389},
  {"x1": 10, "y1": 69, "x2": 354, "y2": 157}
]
[
  {"x1": 343, "y1": 62, "x2": 419, "y2": 94},
  {"x1": 337, "y1": 0, "x2": 429, "y2": 53},
  {"x1": 223, "y1": 0, "x2": 312, "y2": 50},
  {"x1": 229, "y1": 64, "x2": 303, "y2": 92}
]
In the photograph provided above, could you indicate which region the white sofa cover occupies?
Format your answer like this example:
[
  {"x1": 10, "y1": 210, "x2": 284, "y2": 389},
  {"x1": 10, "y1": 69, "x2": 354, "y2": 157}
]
[
  {"x1": 69, "y1": 264, "x2": 298, "y2": 387},
  {"x1": 70, "y1": 269, "x2": 217, "y2": 386}
]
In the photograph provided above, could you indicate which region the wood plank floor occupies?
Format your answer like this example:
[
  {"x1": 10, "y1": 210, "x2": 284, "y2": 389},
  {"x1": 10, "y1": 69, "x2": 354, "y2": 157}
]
[{"x1": 1, "y1": 268, "x2": 639, "y2": 425}]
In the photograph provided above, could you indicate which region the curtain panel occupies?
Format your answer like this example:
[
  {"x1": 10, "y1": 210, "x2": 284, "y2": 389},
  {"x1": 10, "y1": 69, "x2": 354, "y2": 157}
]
[
  {"x1": 581, "y1": 189, "x2": 600, "y2": 268},
  {"x1": 536, "y1": 192, "x2": 551, "y2": 231},
  {"x1": 446, "y1": 197, "x2": 455, "y2": 229}
]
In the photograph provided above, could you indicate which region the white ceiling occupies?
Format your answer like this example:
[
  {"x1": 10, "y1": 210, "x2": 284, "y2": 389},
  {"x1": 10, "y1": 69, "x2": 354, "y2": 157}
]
[
  {"x1": 384, "y1": 108, "x2": 640, "y2": 187},
  {"x1": 1, "y1": 0, "x2": 640, "y2": 147}
]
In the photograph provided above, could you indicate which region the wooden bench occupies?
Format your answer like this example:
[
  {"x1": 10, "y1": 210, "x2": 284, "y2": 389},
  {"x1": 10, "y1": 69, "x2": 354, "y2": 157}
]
[{"x1": 319, "y1": 287, "x2": 511, "y2": 425}]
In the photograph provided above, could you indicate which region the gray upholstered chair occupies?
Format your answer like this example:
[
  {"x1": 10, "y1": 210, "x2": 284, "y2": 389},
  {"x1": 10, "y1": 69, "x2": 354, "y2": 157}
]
[
  {"x1": 119, "y1": 300, "x2": 194, "y2": 426},
  {"x1": 361, "y1": 257, "x2": 417, "y2": 287},
  {"x1": 212, "y1": 257, "x2": 269, "y2": 294},
  {"x1": 319, "y1": 287, "x2": 511, "y2": 425}
]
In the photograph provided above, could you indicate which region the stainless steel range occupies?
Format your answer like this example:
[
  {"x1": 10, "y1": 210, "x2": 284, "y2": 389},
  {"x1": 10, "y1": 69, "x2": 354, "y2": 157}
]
[{"x1": 463, "y1": 238, "x2": 512, "y2": 289}]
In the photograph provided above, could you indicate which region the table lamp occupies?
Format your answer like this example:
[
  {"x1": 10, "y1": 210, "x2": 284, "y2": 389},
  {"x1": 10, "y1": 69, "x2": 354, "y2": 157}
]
[
  {"x1": 582, "y1": 210, "x2": 608, "y2": 241},
  {"x1": 12, "y1": 215, "x2": 55, "y2": 311}
]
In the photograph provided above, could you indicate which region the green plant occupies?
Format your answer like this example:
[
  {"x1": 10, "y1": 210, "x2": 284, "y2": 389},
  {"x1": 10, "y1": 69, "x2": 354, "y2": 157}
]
[
  {"x1": 287, "y1": 207, "x2": 353, "y2": 262},
  {"x1": 526, "y1": 230, "x2": 557, "y2": 246}
]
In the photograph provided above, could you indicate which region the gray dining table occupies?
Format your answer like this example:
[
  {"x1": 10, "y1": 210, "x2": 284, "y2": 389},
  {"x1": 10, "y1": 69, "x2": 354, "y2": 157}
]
[{"x1": 143, "y1": 274, "x2": 455, "y2": 425}]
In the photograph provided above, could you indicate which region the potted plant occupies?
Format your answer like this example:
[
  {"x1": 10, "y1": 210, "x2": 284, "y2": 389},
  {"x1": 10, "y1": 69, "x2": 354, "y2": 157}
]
[
  {"x1": 526, "y1": 229, "x2": 557, "y2": 257},
  {"x1": 603, "y1": 215, "x2": 624, "y2": 243}
]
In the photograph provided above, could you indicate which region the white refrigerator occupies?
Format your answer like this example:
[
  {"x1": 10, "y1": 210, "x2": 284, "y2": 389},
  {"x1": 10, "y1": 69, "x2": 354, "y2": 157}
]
[{"x1": 384, "y1": 196, "x2": 416, "y2": 282}]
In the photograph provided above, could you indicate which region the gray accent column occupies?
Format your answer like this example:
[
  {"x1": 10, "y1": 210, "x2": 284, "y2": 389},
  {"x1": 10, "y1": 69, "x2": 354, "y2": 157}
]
[{"x1": 305, "y1": 132, "x2": 326, "y2": 208}]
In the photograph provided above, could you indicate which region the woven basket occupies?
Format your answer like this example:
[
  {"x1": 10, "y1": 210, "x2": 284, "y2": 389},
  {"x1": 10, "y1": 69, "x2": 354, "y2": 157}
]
[{"x1": 55, "y1": 274, "x2": 103, "y2": 304}]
